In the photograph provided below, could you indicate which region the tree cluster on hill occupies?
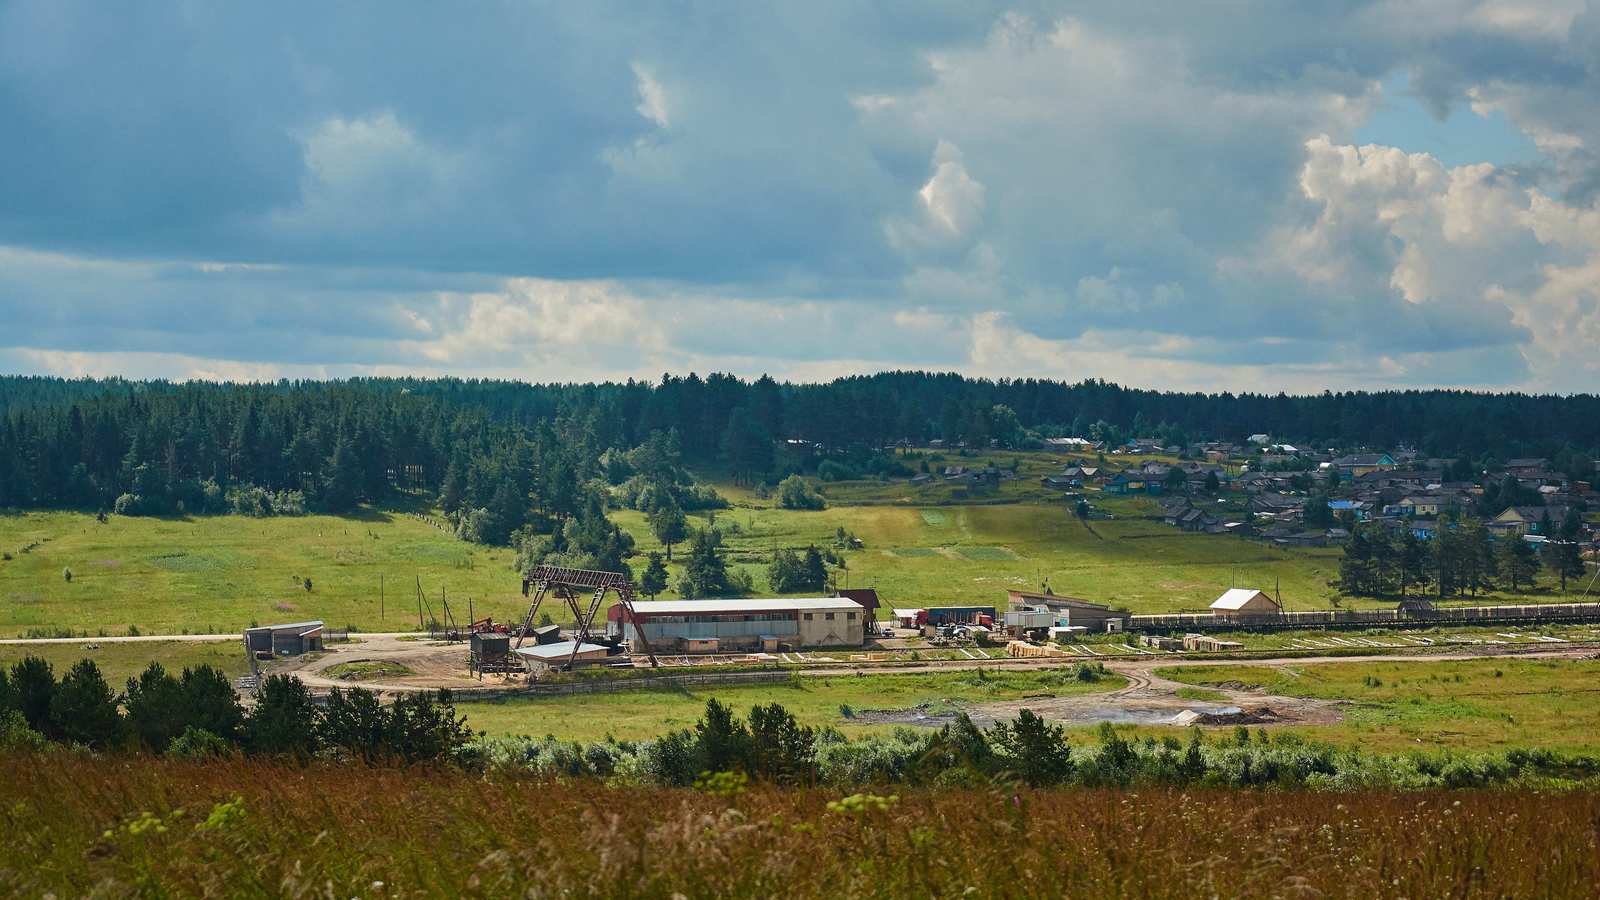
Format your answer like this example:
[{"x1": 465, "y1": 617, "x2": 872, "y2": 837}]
[
  {"x1": 0, "y1": 659, "x2": 471, "y2": 763},
  {"x1": 674, "y1": 528, "x2": 753, "y2": 598},
  {"x1": 1335, "y1": 511, "x2": 1588, "y2": 598},
  {"x1": 767, "y1": 545, "x2": 829, "y2": 594}
]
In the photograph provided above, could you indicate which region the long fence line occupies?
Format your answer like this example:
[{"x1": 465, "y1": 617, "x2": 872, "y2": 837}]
[
  {"x1": 1130, "y1": 602, "x2": 1600, "y2": 632},
  {"x1": 429, "y1": 667, "x2": 795, "y2": 699}
]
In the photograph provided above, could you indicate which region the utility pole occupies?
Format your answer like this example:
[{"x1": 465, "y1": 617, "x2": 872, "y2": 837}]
[{"x1": 380, "y1": 574, "x2": 384, "y2": 622}]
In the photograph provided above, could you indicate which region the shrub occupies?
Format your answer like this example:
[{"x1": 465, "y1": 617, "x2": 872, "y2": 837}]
[
  {"x1": 0, "y1": 709, "x2": 46, "y2": 752},
  {"x1": 166, "y1": 726, "x2": 232, "y2": 760},
  {"x1": 776, "y1": 475, "x2": 825, "y2": 510}
]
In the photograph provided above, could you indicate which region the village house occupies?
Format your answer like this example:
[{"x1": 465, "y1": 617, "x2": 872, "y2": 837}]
[
  {"x1": 1332, "y1": 453, "x2": 1397, "y2": 480},
  {"x1": 1504, "y1": 458, "x2": 1550, "y2": 477},
  {"x1": 1105, "y1": 471, "x2": 1161, "y2": 495},
  {"x1": 1488, "y1": 506, "x2": 1573, "y2": 537}
]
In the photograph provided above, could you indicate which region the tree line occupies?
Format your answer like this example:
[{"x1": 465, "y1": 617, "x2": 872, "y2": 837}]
[
  {"x1": 0, "y1": 657, "x2": 472, "y2": 764},
  {"x1": 7, "y1": 659, "x2": 1598, "y2": 792},
  {"x1": 1335, "y1": 512, "x2": 1589, "y2": 599},
  {"x1": 5, "y1": 374, "x2": 1600, "y2": 502}
]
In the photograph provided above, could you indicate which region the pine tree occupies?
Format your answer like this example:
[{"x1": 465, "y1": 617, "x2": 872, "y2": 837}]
[
  {"x1": 767, "y1": 547, "x2": 803, "y2": 593},
  {"x1": 800, "y1": 545, "x2": 828, "y2": 592},
  {"x1": 639, "y1": 552, "x2": 669, "y2": 599},
  {"x1": 1498, "y1": 535, "x2": 1541, "y2": 593},
  {"x1": 649, "y1": 493, "x2": 688, "y2": 561},
  {"x1": 322, "y1": 433, "x2": 362, "y2": 513},
  {"x1": 49, "y1": 659, "x2": 121, "y2": 749},
  {"x1": 677, "y1": 528, "x2": 733, "y2": 599}
]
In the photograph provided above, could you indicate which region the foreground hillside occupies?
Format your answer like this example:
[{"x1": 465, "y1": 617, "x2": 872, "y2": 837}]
[{"x1": 2, "y1": 753, "x2": 1595, "y2": 898}]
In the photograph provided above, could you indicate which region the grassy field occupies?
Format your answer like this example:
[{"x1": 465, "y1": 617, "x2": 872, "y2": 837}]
[
  {"x1": 1158, "y1": 657, "x2": 1600, "y2": 751},
  {"x1": 5, "y1": 754, "x2": 1598, "y2": 898},
  {"x1": 616, "y1": 500, "x2": 1352, "y2": 613},
  {"x1": 457, "y1": 668, "x2": 1124, "y2": 742},
  {"x1": 0, "y1": 510, "x2": 526, "y2": 635},
  {"x1": 1, "y1": 446, "x2": 1586, "y2": 634},
  {"x1": 0, "y1": 640, "x2": 251, "y2": 684}
]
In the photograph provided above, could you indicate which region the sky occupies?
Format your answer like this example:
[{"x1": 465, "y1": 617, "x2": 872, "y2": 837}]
[{"x1": 3, "y1": 1, "x2": 1600, "y2": 393}]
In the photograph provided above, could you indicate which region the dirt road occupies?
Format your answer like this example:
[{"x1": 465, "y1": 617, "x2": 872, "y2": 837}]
[{"x1": 8, "y1": 629, "x2": 1594, "y2": 728}]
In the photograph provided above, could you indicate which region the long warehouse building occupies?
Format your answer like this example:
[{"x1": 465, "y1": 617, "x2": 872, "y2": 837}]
[{"x1": 608, "y1": 597, "x2": 867, "y2": 653}]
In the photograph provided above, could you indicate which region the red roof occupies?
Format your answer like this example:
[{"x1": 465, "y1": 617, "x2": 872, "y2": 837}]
[{"x1": 835, "y1": 588, "x2": 880, "y2": 611}]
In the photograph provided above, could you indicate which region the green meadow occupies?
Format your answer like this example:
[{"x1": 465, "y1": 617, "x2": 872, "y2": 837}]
[
  {"x1": 456, "y1": 668, "x2": 1124, "y2": 742},
  {"x1": 0, "y1": 448, "x2": 1582, "y2": 635},
  {"x1": 0, "y1": 510, "x2": 523, "y2": 636},
  {"x1": 1158, "y1": 657, "x2": 1600, "y2": 751},
  {"x1": 0, "y1": 639, "x2": 251, "y2": 685}
]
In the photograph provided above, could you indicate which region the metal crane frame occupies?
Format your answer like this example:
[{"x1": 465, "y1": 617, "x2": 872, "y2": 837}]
[{"x1": 515, "y1": 565, "x2": 658, "y2": 669}]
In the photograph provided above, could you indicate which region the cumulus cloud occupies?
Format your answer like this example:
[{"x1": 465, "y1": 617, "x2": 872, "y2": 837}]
[{"x1": 3, "y1": 3, "x2": 1600, "y2": 391}]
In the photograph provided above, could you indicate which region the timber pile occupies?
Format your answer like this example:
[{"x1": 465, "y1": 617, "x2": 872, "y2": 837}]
[{"x1": 1007, "y1": 640, "x2": 1070, "y2": 658}]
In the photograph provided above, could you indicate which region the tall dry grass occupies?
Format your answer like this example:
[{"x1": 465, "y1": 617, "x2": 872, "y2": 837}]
[{"x1": 1, "y1": 751, "x2": 1596, "y2": 898}]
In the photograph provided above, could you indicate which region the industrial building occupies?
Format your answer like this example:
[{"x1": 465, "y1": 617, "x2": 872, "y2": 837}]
[
  {"x1": 608, "y1": 597, "x2": 867, "y2": 653},
  {"x1": 242, "y1": 621, "x2": 325, "y2": 657},
  {"x1": 1006, "y1": 591, "x2": 1128, "y2": 632}
]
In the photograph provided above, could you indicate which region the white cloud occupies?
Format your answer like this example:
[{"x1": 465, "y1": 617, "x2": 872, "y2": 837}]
[{"x1": 631, "y1": 62, "x2": 670, "y2": 128}]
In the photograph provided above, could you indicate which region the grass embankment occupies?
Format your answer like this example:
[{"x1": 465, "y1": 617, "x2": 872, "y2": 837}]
[
  {"x1": 0, "y1": 640, "x2": 250, "y2": 685},
  {"x1": 2, "y1": 753, "x2": 1596, "y2": 898},
  {"x1": 458, "y1": 668, "x2": 1124, "y2": 742},
  {"x1": 323, "y1": 660, "x2": 414, "y2": 681},
  {"x1": 1159, "y1": 658, "x2": 1600, "y2": 751}
]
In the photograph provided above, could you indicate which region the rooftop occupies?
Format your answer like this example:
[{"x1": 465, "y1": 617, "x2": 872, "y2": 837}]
[
  {"x1": 513, "y1": 640, "x2": 609, "y2": 661},
  {"x1": 1210, "y1": 588, "x2": 1276, "y2": 610},
  {"x1": 244, "y1": 620, "x2": 324, "y2": 634},
  {"x1": 625, "y1": 597, "x2": 865, "y2": 615}
]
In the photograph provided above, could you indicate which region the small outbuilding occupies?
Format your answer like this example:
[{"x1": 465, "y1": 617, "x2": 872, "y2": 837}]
[
  {"x1": 243, "y1": 621, "x2": 325, "y2": 657},
  {"x1": 513, "y1": 640, "x2": 611, "y2": 671},
  {"x1": 1184, "y1": 634, "x2": 1246, "y2": 652},
  {"x1": 1208, "y1": 589, "x2": 1281, "y2": 621}
]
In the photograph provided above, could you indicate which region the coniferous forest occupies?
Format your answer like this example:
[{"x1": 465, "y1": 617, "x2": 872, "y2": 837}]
[{"x1": 2, "y1": 373, "x2": 1598, "y2": 553}]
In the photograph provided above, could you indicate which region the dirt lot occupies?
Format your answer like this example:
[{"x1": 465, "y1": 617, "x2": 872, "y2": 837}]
[
  {"x1": 256, "y1": 634, "x2": 1600, "y2": 729},
  {"x1": 273, "y1": 634, "x2": 489, "y2": 694},
  {"x1": 963, "y1": 664, "x2": 1344, "y2": 728}
]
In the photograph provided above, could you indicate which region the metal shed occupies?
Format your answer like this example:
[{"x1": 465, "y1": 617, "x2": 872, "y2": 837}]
[{"x1": 242, "y1": 620, "x2": 325, "y2": 657}]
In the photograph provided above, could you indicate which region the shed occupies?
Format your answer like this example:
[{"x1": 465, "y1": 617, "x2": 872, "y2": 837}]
[
  {"x1": 469, "y1": 632, "x2": 516, "y2": 677},
  {"x1": 684, "y1": 638, "x2": 720, "y2": 654},
  {"x1": 892, "y1": 608, "x2": 924, "y2": 628},
  {"x1": 1208, "y1": 589, "x2": 1281, "y2": 620},
  {"x1": 512, "y1": 640, "x2": 611, "y2": 670},
  {"x1": 243, "y1": 621, "x2": 325, "y2": 657}
]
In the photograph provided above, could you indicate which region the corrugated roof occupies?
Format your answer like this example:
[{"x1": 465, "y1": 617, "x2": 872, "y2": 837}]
[
  {"x1": 244, "y1": 620, "x2": 324, "y2": 634},
  {"x1": 513, "y1": 641, "x2": 609, "y2": 661},
  {"x1": 1210, "y1": 589, "x2": 1276, "y2": 611},
  {"x1": 624, "y1": 598, "x2": 864, "y2": 614}
]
